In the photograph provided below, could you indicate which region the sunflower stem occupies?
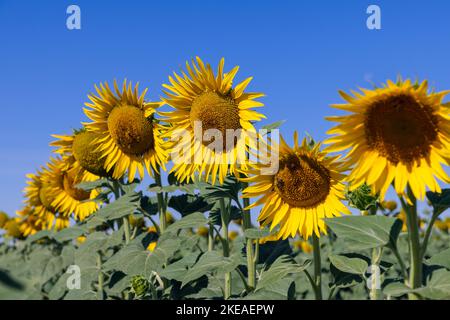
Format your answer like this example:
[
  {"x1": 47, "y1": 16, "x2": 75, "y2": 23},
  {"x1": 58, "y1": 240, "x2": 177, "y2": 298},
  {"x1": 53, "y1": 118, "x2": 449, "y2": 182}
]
[
  {"x1": 399, "y1": 187, "x2": 422, "y2": 299},
  {"x1": 220, "y1": 198, "x2": 231, "y2": 299},
  {"x1": 96, "y1": 252, "x2": 104, "y2": 300},
  {"x1": 420, "y1": 209, "x2": 441, "y2": 261},
  {"x1": 208, "y1": 222, "x2": 215, "y2": 252},
  {"x1": 154, "y1": 168, "x2": 166, "y2": 233},
  {"x1": 312, "y1": 233, "x2": 323, "y2": 300},
  {"x1": 242, "y1": 181, "x2": 256, "y2": 291},
  {"x1": 122, "y1": 217, "x2": 131, "y2": 245}
]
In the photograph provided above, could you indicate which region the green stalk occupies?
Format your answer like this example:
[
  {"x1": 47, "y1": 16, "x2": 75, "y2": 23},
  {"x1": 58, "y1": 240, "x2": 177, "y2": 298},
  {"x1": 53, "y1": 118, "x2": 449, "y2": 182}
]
[
  {"x1": 208, "y1": 222, "x2": 215, "y2": 252},
  {"x1": 111, "y1": 180, "x2": 131, "y2": 245},
  {"x1": 390, "y1": 245, "x2": 408, "y2": 280},
  {"x1": 399, "y1": 187, "x2": 422, "y2": 299},
  {"x1": 312, "y1": 233, "x2": 323, "y2": 300},
  {"x1": 420, "y1": 210, "x2": 440, "y2": 261},
  {"x1": 242, "y1": 181, "x2": 256, "y2": 290},
  {"x1": 97, "y1": 252, "x2": 104, "y2": 300},
  {"x1": 122, "y1": 217, "x2": 131, "y2": 244},
  {"x1": 154, "y1": 168, "x2": 166, "y2": 233},
  {"x1": 220, "y1": 198, "x2": 231, "y2": 299}
]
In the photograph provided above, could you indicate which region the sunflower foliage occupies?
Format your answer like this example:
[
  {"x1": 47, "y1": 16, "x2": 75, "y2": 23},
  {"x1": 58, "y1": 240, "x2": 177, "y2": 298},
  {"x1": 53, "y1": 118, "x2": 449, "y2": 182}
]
[{"x1": 0, "y1": 64, "x2": 450, "y2": 300}]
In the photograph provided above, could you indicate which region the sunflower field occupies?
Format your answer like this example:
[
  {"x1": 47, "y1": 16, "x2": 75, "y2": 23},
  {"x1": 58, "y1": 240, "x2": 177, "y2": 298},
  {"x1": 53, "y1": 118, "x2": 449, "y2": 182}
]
[{"x1": 0, "y1": 57, "x2": 449, "y2": 301}]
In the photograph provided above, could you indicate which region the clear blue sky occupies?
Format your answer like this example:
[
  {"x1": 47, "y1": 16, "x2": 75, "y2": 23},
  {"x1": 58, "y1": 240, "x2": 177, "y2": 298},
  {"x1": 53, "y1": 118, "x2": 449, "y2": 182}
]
[{"x1": 1, "y1": 0, "x2": 450, "y2": 215}]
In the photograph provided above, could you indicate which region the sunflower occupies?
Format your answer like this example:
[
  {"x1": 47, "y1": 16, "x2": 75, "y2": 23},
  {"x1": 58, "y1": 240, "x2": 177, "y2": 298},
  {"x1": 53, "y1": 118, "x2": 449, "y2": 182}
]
[
  {"x1": 0, "y1": 211, "x2": 8, "y2": 228},
  {"x1": 23, "y1": 167, "x2": 59, "y2": 230},
  {"x1": 51, "y1": 128, "x2": 109, "y2": 181},
  {"x1": 161, "y1": 57, "x2": 265, "y2": 184},
  {"x1": 83, "y1": 80, "x2": 168, "y2": 181},
  {"x1": 242, "y1": 133, "x2": 349, "y2": 240},
  {"x1": 44, "y1": 157, "x2": 99, "y2": 221},
  {"x1": 16, "y1": 207, "x2": 42, "y2": 237},
  {"x1": 4, "y1": 218, "x2": 22, "y2": 238},
  {"x1": 325, "y1": 79, "x2": 450, "y2": 200},
  {"x1": 293, "y1": 240, "x2": 313, "y2": 254}
]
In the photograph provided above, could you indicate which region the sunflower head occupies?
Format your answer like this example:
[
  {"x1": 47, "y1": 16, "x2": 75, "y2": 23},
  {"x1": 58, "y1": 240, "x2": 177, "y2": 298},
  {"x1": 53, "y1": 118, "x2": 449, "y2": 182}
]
[
  {"x1": 325, "y1": 79, "x2": 450, "y2": 200},
  {"x1": 294, "y1": 240, "x2": 313, "y2": 254},
  {"x1": 72, "y1": 130, "x2": 109, "y2": 177},
  {"x1": 197, "y1": 226, "x2": 209, "y2": 237},
  {"x1": 228, "y1": 231, "x2": 239, "y2": 241},
  {"x1": 51, "y1": 129, "x2": 109, "y2": 180},
  {"x1": 84, "y1": 80, "x2": 167, "y2": 181},
  {"x1": 161, "y1": 57, "x2": 265, "y2": 184},
  {"x1": 4, "y1": 218, "x2": 22, "y2": 238},
  {"x1": 275, "y1": 152, "x2": 331, "y2": 208},
  {"x1": 44, "y1": 157, "x2": 99, "y2": 222},
  {"x1": 22, "y1": 166, "x2": 59, "y2": 231},
  {"x1": 107, "y1": 106, "x2": 155, "y2": 155},
  {"x1": 243, "y1": 133, "x2": 349, "y2": 240},
  {"x1": 381, "y1": 200, "x2": 398, "y2": 212},
  {"x1": 19, "y1": 213, "x2": 43, "y2": 237},
  {"x1": 0, "y1": 211, "x2": 9, "y2": 228},
  {"x1": 131, "y1": 275, "x2": 150, "y2": 298}
]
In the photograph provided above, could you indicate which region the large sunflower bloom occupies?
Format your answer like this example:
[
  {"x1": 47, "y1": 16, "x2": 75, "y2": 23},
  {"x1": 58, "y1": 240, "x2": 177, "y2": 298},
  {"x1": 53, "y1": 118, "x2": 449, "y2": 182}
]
[
  {"x1": 43, "y1": 157, "x2": 99, "y2": 221},
  {"x1": 83, "y1": 80, "x2": 168, "y2": 181},
  {"x1": 51, "y1": 128, "x2": 109, "y2": 181},
  {"x1": 242, "y1": 133, "x2": 349, "y2": 240},
  {"x1": 161, "y1": 57, "x2": 265, "y2": 184},
  {"x1": 325, "y1": 79, "x2": 450, "y2": 200}
]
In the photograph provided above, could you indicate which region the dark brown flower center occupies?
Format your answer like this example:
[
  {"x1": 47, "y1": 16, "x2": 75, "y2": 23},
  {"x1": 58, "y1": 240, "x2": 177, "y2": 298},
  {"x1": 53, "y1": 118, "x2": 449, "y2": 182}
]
[
  {"x1": 62, "y1": 171, "x2": 90, "y2": 201},
  {"x1": 108, "y1": 105, "x2": 155, "y2": 156},
  {"x1": 190, "y1": 92, "x2": 242, "y2": 150},
  {"x1": 275, "y1": 153, "x2": 331, "y2": 208},
  {"x1": 365, "y1": 94, "x2": 439, "y2": 165}
]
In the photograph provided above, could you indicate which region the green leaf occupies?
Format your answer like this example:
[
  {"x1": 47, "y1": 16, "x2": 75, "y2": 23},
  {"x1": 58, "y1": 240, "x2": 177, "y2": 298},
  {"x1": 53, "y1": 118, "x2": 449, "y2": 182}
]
[
  {"x1": 165, "y1": 212, "x2": 208, "y2": 234},
  {"x1": 209, "y1": 203, "x2": 242, "y2": 226},
  {"x1": 83, "y1": 192, "x2": 140, "y2": 228},
  {"x1": 140, "y1": 195, "x2": 158, "y2": 216},
  {"x1": 181, "y1": 251, "x2": 241, "y2": 287},
  {"x1": 329, "y1": 254, "x2": 368, "y2": 275},
  {"x1": 53, "y1": 227, "x2": 85, "y2": 243},
  {"x1": 415, "y1": 269, "x2": 450, "y2": 299},
  {"x1": 121, "y1": 181, "x2": 140, "y2": 194},
  {"x1": 168, "y1": 194, "x2": 212, "y2": 217},
  {"x1": 103, "y1": 235, "x2": 180, "y2": 277},
  {"x1": 24, "y1": 230, "x2": 53, "y2": 244},
  {"x1": 256, "y1": 255, "x2": 310, "y2": 291},
  {"x1": 75, "y1": 179, "x2": 111, "y2": 191},
  {"x1": 203, "y1": 176, "x2": 243, "y2": 205},
  {"x1": 244, "y1": 228, "x2": 272, "y2": 239},
  {"x1": 325, "y1": 215, "x2": 402, "y2": 251},
  {"x1": 383, "y1": 281, "x2": 411, "y2": 297},
  {"x1": 245, "y1": 278, "x2": 294, "y2": 300},
  {"x1": 427, "y1": 248, "x2": 450, "y2": 270},
  {"x1": 159, "y1": 252, "x2": 201, "y2": 281},
  {"x1": 426, "y1": 189, "x2": 450, "y2": 214}
]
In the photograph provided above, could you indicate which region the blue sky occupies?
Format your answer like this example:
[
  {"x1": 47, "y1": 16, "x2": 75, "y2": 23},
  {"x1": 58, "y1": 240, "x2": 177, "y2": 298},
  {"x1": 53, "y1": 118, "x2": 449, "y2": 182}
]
[{"x1": 1, "y1": 0, "x2": 450, "y2": 215}]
